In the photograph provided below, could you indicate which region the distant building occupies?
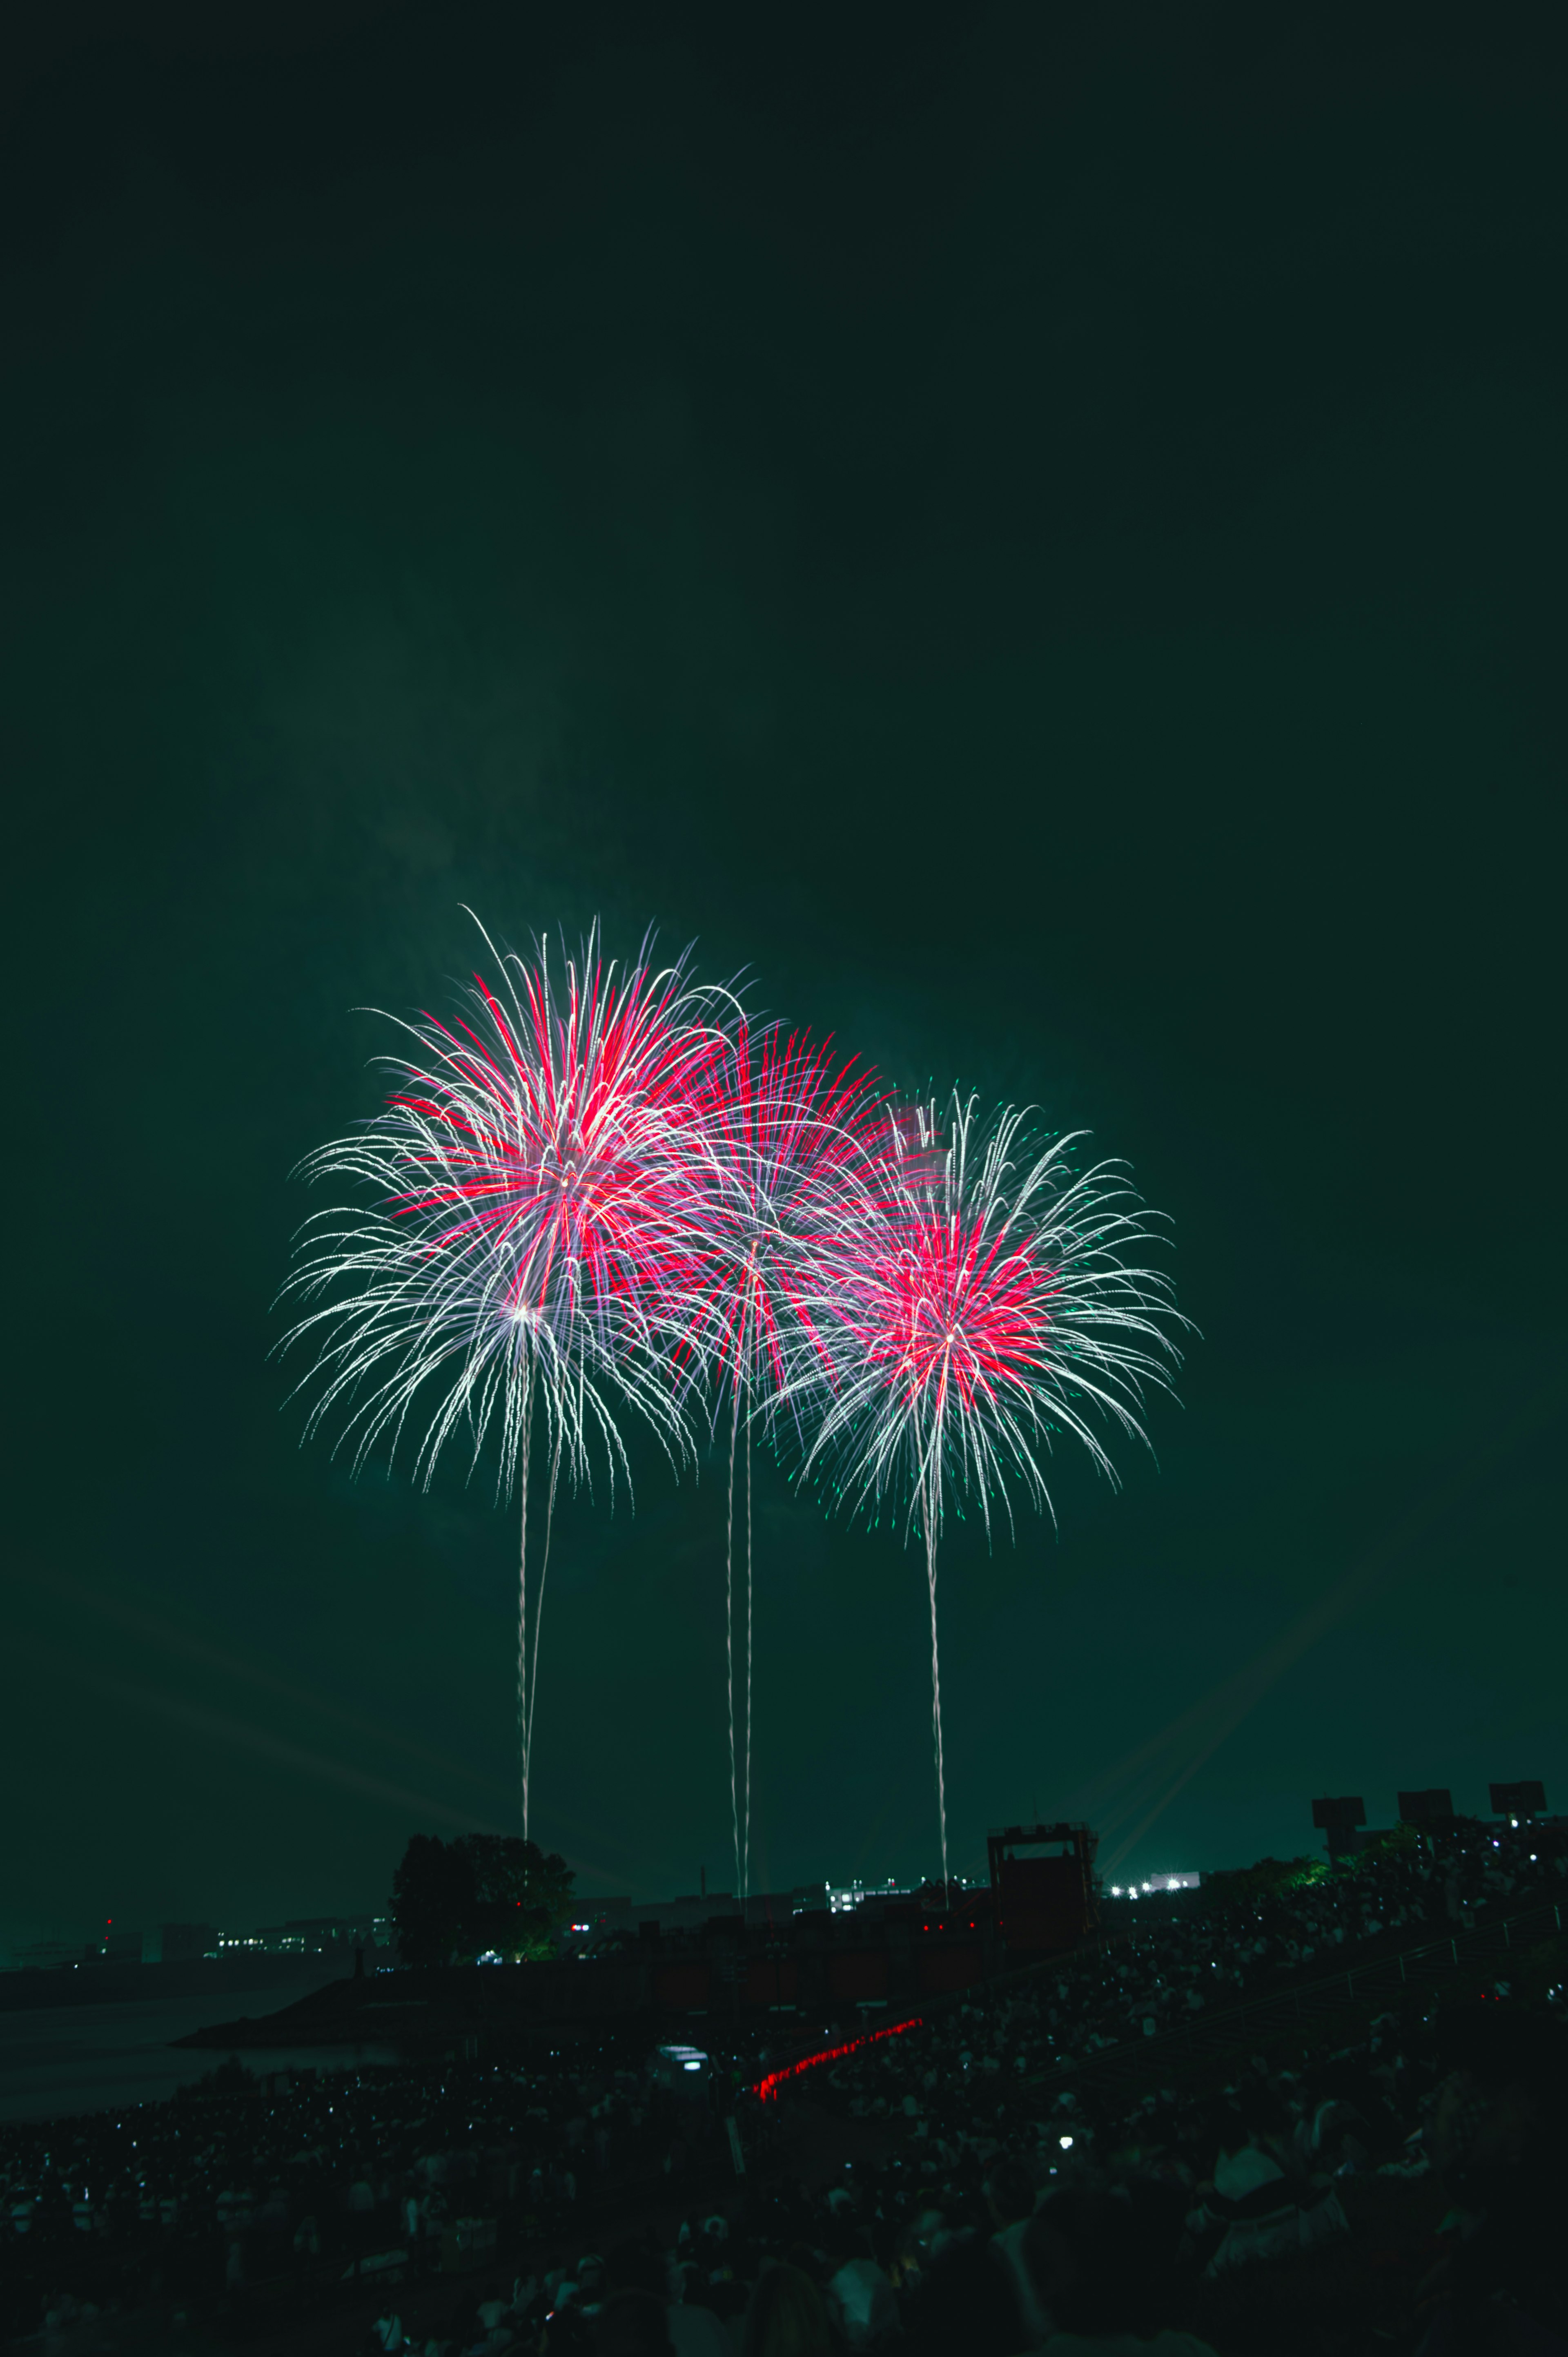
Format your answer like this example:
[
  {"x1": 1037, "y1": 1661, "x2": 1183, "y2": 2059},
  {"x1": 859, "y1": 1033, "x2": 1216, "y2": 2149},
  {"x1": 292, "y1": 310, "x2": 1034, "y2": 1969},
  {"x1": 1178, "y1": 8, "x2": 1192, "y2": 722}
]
[
  {"x1": 218, "y1": 1927, "x2": 307, "y2": 1956},
  {"x1": 1105, "y1": 1874, "x2": 1199, "y2": 1896},
  {"x1": 665, "y1": 1894, "x2": 736, "y2": 1929},
  {"x1": 743, "y1": 1891, "x2": 802, "y2": 1928},
  {"x1": 214, "y1": 1915, "x2": 391, "y2": 1958},
  {"x1": 0, "y1": 1940, "x2": 83, "y2": 1973},
  {"x1": 581, "y1": 1878, "x2": 994, "y2": 1938},
  {"x1": 829, "y1": 1880, "x2": 891, "y2": 1914},
  {"x1": 826, "y1": 1877, "x2": 984, "y2": 1915},
  {"x1": 140, "y1": 1923, "x2": 220, "y2": 1964}
]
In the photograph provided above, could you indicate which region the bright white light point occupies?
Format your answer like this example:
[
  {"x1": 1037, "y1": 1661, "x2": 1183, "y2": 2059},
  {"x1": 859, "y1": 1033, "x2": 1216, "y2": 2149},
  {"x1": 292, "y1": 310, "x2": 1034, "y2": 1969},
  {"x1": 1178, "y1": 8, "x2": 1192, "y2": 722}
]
[{"x1": 1059, "y1": 2134, "x2": 1074, "y2": 2149}]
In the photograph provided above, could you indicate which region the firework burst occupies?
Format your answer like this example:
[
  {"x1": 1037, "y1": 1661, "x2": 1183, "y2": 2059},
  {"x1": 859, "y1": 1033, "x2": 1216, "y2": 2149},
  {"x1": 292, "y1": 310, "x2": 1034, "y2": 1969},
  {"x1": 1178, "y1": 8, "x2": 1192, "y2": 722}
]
[
  {"x1": 278, "y1": 918, "x2": 732, "y2": 1837},
  {"x1": 673, "y1": 1023, "x2": 886, "y2": 1899},
  {"x1": 797, "y1": 1091, "x2": 1185, "y2": 1894}
]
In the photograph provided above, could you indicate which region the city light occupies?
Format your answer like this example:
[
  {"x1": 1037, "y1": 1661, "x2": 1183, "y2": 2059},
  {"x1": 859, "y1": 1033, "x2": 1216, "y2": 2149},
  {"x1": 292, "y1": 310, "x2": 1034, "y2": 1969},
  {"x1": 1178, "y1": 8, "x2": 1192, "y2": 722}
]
[{"x1": 657, "y1": 2044, "x2": 709, "y2": 2079}]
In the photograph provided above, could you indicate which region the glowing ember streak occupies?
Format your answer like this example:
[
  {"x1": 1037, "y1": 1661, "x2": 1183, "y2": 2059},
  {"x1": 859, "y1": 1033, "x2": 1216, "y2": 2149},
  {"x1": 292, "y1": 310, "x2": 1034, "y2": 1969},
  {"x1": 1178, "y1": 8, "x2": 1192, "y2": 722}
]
[
  {"x1": 674, "y1": 1024, "x2": 887, "y2": 1903},
  {"x1": 797, "y1": 1093, "x2": 1185, "y2": 1893},
  {"x1": 279, "y1": 923, "x2": 1188, "y2": 1875},
  {"x1": 278, "y1": 916, "x2": 734, "y2": 1836},
  {"x1": 753, "y1": 2015, "x2": 925, "y2": 2102}
]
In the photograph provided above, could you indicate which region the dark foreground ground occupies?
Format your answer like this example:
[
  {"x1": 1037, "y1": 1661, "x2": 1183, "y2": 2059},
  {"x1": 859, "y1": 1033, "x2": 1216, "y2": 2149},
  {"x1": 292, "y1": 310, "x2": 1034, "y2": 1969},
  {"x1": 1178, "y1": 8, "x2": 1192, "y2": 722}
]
[{"x1": 5, "y1": 1824, "x2": 1565, "y2": 2354}]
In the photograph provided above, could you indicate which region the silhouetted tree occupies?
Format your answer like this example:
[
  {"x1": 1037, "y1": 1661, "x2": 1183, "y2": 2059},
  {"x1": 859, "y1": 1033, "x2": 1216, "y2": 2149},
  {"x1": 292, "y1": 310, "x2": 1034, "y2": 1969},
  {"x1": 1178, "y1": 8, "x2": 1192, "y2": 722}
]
[
  {"x1": 390, "y1": 1834, "x2": 476, "y2": 1966},
  {"x1": 390, "y1": 1833, "x2": 575, "y2": 1965},
  {"x1": 455, "y1": 1834, "x2": 575, "y2": 1960}
]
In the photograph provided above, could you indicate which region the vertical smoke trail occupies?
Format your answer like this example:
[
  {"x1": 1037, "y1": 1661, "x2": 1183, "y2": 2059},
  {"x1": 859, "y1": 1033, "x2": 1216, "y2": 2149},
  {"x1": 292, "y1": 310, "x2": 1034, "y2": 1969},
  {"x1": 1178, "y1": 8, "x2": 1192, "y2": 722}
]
[
  {"x1": 516, "y1": 1363, "x2": 534, "y2": 1841},
  {"x1": 281, "y1": 917, "x2": 727, "y2": 1862},
  {"x1": 743, "y1": 1407, "x2": 754, "y2": 1905},
  {"x1": 682, "y1": 1026, "x2": 887, "y2": 1920},
  {"x1": 797, "y1": 1093, "x2": 1185, "y2": 1922},
  {"x1": 924, "y1": 1461, "x2": 949, "y2": 1900},
  {"x1": 724, "y1": 1291, "x2": 759, "y2": 1908},
  {"x1": 726, "y1": 1385, "x2": 742, "y2": 1902},
  {"x1": 523, "y1": 1428, "x2": 563, "y2": 1841}
]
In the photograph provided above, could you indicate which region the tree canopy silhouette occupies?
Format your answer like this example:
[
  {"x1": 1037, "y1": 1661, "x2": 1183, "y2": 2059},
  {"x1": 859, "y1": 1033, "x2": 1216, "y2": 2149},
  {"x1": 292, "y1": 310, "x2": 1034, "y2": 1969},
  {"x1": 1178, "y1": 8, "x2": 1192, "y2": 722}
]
[{"x1": 391, "y1": 1833, "x2": 575, "y2": 1965}]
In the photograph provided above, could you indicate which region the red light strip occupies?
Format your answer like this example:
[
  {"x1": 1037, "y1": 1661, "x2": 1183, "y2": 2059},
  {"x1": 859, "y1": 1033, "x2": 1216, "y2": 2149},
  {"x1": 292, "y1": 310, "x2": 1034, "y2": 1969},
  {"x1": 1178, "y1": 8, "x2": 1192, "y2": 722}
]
[{"x1": 752, "y1": 2014, "x2": 924, "y2": 2103}]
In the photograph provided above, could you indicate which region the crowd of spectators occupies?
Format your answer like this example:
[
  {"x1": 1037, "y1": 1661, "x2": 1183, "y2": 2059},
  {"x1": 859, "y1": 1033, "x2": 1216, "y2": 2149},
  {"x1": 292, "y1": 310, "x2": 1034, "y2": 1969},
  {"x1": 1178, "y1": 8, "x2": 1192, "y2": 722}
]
[
  {"x1": 1, "y1": 2031, "x2": 690, "y2": 2343},
  {"x1": 4, "y1": 1816, "x2": 1564, "y2": 2355}
]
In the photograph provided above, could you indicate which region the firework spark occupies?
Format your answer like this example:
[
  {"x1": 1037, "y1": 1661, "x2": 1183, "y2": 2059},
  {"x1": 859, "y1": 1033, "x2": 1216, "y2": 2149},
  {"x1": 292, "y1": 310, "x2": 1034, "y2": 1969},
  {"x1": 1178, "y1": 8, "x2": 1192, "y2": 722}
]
[
  {"x1": 278, "y1": 918, "x2": 732, "y2": 1837},
  {"x1": 797, "y1": 1092, "x2": 1185, "y2": 1894},
  {"x1": 674, "y1": 1024, "x2": 886, "y2": 1899},
  {"x1": 280, "y1": 923, "x2": 1186, "y2": 1889}
]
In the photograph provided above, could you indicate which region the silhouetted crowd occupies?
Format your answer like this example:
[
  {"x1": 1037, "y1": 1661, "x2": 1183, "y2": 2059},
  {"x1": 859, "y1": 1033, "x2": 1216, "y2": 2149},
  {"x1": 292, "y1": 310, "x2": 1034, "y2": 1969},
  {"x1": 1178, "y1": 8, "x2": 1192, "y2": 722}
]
[
  {"x1": 4, "y1": 1816, "x2": 1564, "y2": 2354},
  {"x1": 2, "y1": 2035, "x2": 681, "y2": 2342}
]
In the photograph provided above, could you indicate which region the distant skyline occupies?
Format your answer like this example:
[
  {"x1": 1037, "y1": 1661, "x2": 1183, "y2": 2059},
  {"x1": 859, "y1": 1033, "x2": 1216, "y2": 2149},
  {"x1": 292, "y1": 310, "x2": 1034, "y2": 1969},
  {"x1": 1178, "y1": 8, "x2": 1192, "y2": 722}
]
[
  {"x1": 5, "y1": 1768, "x2": 1549, "y2": 1953},
  {"x1": 5, "y1": 1759, "x2": 1553, "y2": 1954},
  {"x1": 4, "y1": 4, "x2": 1564, "y2": 1947}
]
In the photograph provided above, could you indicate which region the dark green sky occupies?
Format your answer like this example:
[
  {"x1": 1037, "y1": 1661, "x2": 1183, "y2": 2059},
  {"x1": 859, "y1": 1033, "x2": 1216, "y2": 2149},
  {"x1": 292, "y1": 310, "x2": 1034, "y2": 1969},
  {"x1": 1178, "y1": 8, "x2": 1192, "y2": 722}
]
[{"x1": 4, "y1": 4, "x2": 1564, "y2": 1946}]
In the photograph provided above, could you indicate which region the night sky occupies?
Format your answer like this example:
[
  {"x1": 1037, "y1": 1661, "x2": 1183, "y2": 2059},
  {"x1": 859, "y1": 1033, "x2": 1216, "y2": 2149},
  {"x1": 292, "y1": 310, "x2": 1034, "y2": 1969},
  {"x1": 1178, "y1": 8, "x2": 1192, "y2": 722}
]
[{"x1": 4, "y1": 4, "x2": 1564, "y2": 1951}]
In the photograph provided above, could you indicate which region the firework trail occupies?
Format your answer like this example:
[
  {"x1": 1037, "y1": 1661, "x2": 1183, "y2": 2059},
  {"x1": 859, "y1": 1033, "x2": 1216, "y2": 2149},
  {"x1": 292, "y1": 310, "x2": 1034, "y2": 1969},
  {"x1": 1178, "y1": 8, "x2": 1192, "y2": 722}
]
[
  {"x1": 797, "y1": 1093, "x2": 1184, "y2": 1897},
  {"x1": 278, "y1": 919, "x2": 731, "y2": 1838},
  {"x1": 675, "y1": 1025, "x2": 886, "y2": 1900}
]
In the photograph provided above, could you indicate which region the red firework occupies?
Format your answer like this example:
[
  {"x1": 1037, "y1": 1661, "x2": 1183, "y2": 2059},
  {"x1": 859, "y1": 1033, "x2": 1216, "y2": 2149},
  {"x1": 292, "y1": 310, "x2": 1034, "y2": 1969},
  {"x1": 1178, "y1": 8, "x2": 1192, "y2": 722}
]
[
  {"x1": 802, "y1": 1092, "x2": 1182, "y2": 1893},
  {"x1": 680, "y1": 1020, "x2": 888, "y2": 1409},
  {"x1": 390, "y1": 926, "x2": 728, "y2": 1375},
  {"x1": 850, "y1": 1180, "x2": 1058, "y2": 1436},
  {"x1": 284, "y1": 921, "x2": 734, "y2": 1842},
  {"x1": 667, "y1": 1019, "x2": 887, "y2": 1900}
]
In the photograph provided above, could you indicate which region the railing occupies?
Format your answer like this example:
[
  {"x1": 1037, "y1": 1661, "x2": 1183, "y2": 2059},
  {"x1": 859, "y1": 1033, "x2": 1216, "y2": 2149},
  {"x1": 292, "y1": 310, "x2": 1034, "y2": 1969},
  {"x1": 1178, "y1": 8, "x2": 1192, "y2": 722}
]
[{"x1": 1027, "y1": 1898, "x2": 1564, "y2": 2095}]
